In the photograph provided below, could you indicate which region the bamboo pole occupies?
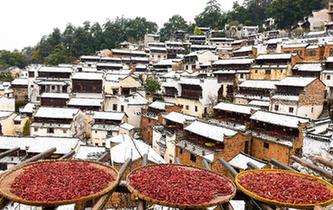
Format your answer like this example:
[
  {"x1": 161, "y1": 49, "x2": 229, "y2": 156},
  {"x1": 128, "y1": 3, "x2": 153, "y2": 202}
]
[
  {"x1": 0, "y1": 147, "x2": 20, "y2": 159},
  {"x1": 92, "y1": 158, "x2": 131, "y2": 210},
  {"x1": 59, "y1": 150, "x2": 75, "y2": 160},
  {"x1": 313, "y1": 156, "x2": 333, "y2": 169},
  {"x1": 270, "y1": 159, "x2": 295, "y2": 171},
  {"x1": 291, "y1": 155, "x2": 333, "y2": 180}
]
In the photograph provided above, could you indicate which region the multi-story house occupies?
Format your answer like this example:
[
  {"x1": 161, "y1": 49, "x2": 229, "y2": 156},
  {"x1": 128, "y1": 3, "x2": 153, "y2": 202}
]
[
  {"x1": 250, "y1": 110, "x2": 309, "y2": 164},
  {"x1": 321, "y1": 57, "x2": 333, "y2": 99},
  {"x1": 183, "y1": 50, "x2": 218, "y2": 72},
  {"x1": 292, "y1": 62, "x2": 323, "y2": 78},
  {"x1": 250, "y1": 53, "x2": 301, "y2": 80},
  {"x1": 161, "y1": 77, "x2": 222, "y2": 117},
  {"x1": 270, "y1": 77, "x2": 325, "y2": 120}
]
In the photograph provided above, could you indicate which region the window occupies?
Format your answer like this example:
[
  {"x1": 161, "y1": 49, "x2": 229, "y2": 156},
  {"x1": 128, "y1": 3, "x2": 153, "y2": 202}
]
[
  {"x1": 263, "y1": 142, "x2": 269, "y2": 149},
  {"x1": 311, "y1": 107, "x2": 314, "y2": 113},
  {"x1": 265, "y1": 70, "x2": 271, "y2": 75},
  {"x1": 195, "y1": 106, "x2": 198, "y2": 112},
  {"x1": 190, "y1": 154, "x2": 197, "y2": 162},
  {"x1": 330, "y1": 48, "x2": 333, "y2": 56},
  {"x1": 307, "y1": 50, "x2": 316, "y2": 56},
  {"x1": 274, "y1": 105, "x2": 279, "y2": 111},
  {"x1": 121, "y1": 105, "x2": 124, "y2": 112},
  {"x1": 14, "y1": 120, "x2": 20, "y2": 125},
  {"x1": 179, "y1": 148, "x2": 183, "y2": 154},
  {"x1": 327, "y1": 75, "x2": 331, "y2": 80},
  {"x1": 289, "y1": 107, "x2": 294, "y2": 113},
  {"x1": 34, "y1": 127, "x2": 38, "y2": 132},
  {"x1": 64, "y1": 130, "x2": 67, "y2": 134},
  {"x1": 186, "y1": 105, "x2": 189, "y2": 110},
  {"x1": 47, "y1": 128, "x2": 54, "y2": 134},
  {"x1": 113, "y1": 104, "x2": 117, "y2": 111}
]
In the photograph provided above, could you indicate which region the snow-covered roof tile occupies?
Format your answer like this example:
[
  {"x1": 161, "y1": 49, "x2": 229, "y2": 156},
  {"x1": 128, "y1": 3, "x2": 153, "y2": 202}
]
[
  {"x1": 163, "y1": 112, "x2": 196, "y2": 125},
  {"x1": 35, "y1": 107, "x2": 79, "y2": 119},
  {"x1": 250, "y1": 111, "x2": 309, "y2": 128},
  {"x1": 239, "y1": 80, "x2": 278, "y2": 89},
  {"x1": 185, "y1": 121, "x2": 237, "y2": 142},
  {"x1": 229, "y1": 153, "x2": 266, "y2": 170},
  {"x1": 277, "y1": 77, "x2": 316, "y2": 87},
  {"x1": 214, "y1": 102, "x2": 259, "y2": 115},
  {"x1": 68, "y1": 98, "x2": 103, "y2": 107},
  {"x1": 148, "y1": 101, "x2": 174, "y2": 111},
  {"x1": 213, "y1": 58, "x2": 254, "y2": 65},
  {"x1": 256, "y1": 53, "x2": 292, "y2": 60},
  {"x1": 93, "y1": 111, "x2": 125, "y2": 121}
]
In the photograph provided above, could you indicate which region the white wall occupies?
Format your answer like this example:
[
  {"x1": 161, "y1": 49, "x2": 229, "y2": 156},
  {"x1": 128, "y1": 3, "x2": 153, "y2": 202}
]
[{"x1": 0, "y1": 96, "x2": 15, "y2": 112}]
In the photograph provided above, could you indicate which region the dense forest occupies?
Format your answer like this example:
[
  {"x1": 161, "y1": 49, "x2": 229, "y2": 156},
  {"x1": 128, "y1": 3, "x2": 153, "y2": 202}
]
[{"x1": 0, "y1": 0, "x2": 330, "y2": 69}]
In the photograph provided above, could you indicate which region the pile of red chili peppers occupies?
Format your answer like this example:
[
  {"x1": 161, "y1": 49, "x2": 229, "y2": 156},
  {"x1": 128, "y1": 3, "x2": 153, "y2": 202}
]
[
  {"x1": 10, "y1": 162, "x2": 114, "y2": 202},
  {"x1": 238, "y1": 171, "x2": 333, "y2": 204},
  {"x1": 128, "y1": 165, "x2": 234, "y2": 205}
]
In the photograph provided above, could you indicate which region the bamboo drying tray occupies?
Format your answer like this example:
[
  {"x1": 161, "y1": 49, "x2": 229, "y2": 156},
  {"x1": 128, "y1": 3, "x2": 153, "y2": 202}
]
[
  {"x1": 235, "y1": 169, "x2": 333, "y2": 209},
  {"x1": 0, "y1": 159, "x2": 119, "y2": 206},
  {"x1": 126, "y1": 164, "x2": 236, "y2": 209}
]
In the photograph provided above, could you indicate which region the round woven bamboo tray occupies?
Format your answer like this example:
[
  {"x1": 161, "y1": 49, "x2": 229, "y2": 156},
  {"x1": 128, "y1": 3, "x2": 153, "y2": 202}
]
[
  {"x1": 126, "y1": 164, "x2": 236, "y2": 209},
  {"x1": 235, "y1": 169, "x2": 333, "y2": 209},
  {"x1": 0, "y1": 159, "x2": 119, "y2": 206}
]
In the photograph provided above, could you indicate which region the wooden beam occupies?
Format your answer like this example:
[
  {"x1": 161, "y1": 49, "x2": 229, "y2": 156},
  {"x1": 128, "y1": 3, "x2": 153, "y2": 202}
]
[
  {"x1": 247, "y1": 162, "x2": 259, "y2": 169},
  {"x1": 0, "y1": 147, "x2": 20, "y2": 159},
  {"x1": 92, "y1": 159, "x2": 131, "y2": 210},
  {"x1": 313, "y1": 156, "x2": 333, "y2": 169},
  {"x1": 59, "y1": 150, "x2": 75, "y2": 160},
  {"x1": 291, "y1": 155, "x2": 333, "y2": 180},
  {"x1": 20, "y1": 148, "x2": 57, "y2": 165},
  {"x1": 270, "y1": 159, "x2": 295, "y2": 171}
]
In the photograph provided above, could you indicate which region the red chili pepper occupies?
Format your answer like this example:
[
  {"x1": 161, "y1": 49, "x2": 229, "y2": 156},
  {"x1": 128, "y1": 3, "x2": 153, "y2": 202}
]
[
  {"x1": 239, "y1": 171, "x2": 333, "y2": 204},
  {"x1": 10, "y1": 162, "x2": 115, "y2": 202},
  {"x1": 128, "y1": 165, "x2": 234, "y2": 205}
]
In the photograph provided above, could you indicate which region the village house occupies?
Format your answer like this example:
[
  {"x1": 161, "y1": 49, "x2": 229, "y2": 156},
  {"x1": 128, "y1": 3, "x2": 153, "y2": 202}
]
[
  {"x1": 146, "y1": 45, "x2": 168, "y2": 63},
  {"x1": 249, "y1": 110, "x2": 309, "y2": 164},
  {"x1": 208, "y1": 37, "x2": 234, "y2": 47},
  {"x1": 161, "y1": 77, "x2": 222, "y2": 117},
  {"x1": 190, "y1": 44, "x2": 216, "y2": 52},
  {"x1": 183, "y1": 50, "x2": 218, "y2": 72},
  {"x1": 11, "y1": 78, "x2": 28, "y2": 106},
  {"x1": 270, "y1": 77, "x2": 325, "y2": 120},
  {"x1": 110, "y1": 49, "x2": 147, "y2": 58},
  {"x1": 321, "y1": 57, "x2": 333, "y2": 99},
  {"x1": 213, "y1": 102, "x2": 260, "y2": 128},
  {"x1": 228, "y1": 152, "x2": 266, "y2": 171},
  {"x1": 292, "y1": 62, "x2": 323, "y2": 78},
  {"x1": 176, "y1": 120, "x2": 249, "y2": 174},
  {"x1": 282, "y1": 43, "x2": 309, "y2": 58},
  {"x1": 188, "y1": 35, "x2": 207, "y2": 45},
  {"x1": 144, "y1": 34, "x2": 160, "y2": 46},
  {"x1": 0, "y1": 91, "x2": 15, "y2": 112},
  {"x1": 28, "y1": 66, "x2": 72, "y2": 103},
  {"x1": 165, "y1": 41, "x2": 186, "y2": 59},
  {"x1": 304, "y1": 45, "x2": 324, "y2": 62},
  {"x1": 40, "y1": 92, "x2": 70, "y2": 107},
  {"x1": 152, "y1": 59, "x2": 183, "y2": 74},
  {"x1": 234, "y1": 80, "x2": 278, "y2": 108},
  {"x1": 250, "y1": 53, "x2": 301, "y2": 80},
  {"x1": 104, "y1": 93, "x2": 148, "y2": 128},
  {"x1": 0, "y1": 111, "x2": 17, "y2": 136},
  {"x1": 72, "y1": 72, "x2": 103, "y2": 95},
  {"x1": 89, "y1": 111, "x2": 127, "y2": 146},
  {"x1": 140, "y1": 101, "x2": 180, "y2": 145},
  {"x1": 104, "y1": 74, "x2": 141, "y2": 96},
  {"x1": 30, "y1": 107, "x2": 84, "y2": 138},
  {"x1": 232, "y1": 46, "x2": 255, "y2": 58}
]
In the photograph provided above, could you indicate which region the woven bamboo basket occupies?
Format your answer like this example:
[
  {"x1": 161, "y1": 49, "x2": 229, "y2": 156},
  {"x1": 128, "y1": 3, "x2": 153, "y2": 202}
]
[
  {"x1": 235, "y1": 169, "x2": 333, "y2": 209},
  {"x1": 126, "y1": 164, "x2": 236, "y2": 209},
  {"x1": 0, "y1": 159, "x2": 119, "y2": 206}
]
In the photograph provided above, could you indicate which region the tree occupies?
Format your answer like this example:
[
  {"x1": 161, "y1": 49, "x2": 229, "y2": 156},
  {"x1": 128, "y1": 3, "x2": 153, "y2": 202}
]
[
  {"x1": 0, "y1": 72, "x2": 14, "y2": 82},
  {"x1": 193, "y1": 26, "x2": 204, "y2": 35},
  {"x1": 23, "y1": 119, "x2": 31, "y2": 136},
  {"x1": 43, "y1": 44, "x2": 72, "y2": 65},
  {"x1": 195, "y1": 0, "x2": 226, "y2": 29},
  {"x1": 144, "y1": 78, "x2": 161, "y2": 95},
  {"x1": 160, "y1": 15, "x2": 189, "y2": 41}
]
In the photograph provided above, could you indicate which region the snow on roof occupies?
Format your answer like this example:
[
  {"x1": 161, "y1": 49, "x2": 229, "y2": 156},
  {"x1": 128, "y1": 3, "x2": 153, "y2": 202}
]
[
  {"x1": 38, "y1": 66, "x2": 72, "y2": 73},
  {"x1": 213, "y1": 58, "x2": 253, "y2": 65},
  {"x1": 96, "y1": 63, "x2": 123, "y2": 68},
  {"x1": 233, "y1": 46, "x2": 253, "y2": 53},
  {"x1": 68, "y1": 98, "x2": 103, "y2": 107},
  {"x1": 0, "y1": 136, "x2": 79, "y2": 155},
  {"x1": 250, "y1": 111, "x2": 309, "y2": 128},
  {"x1": 256, "y1": 53, "x2": 292, "y2": 60},
  {"x1": 163, "y1": 112, "x2": 196, "y2": 125},
  {"x1": 239, "y1": 80, "x2": 278, "y2": 89},
  {"x1": 40, "y1": 93, "x2": 70, "y2": 99},
  {"x1": 271, "y1": 95, "x2": 300, "y2": 102},
  {"x1": 11, "y1": 78, "x2": 28, "y2": 86},
  {"x1": 213, "y1": 70, "x2": 236, "y2": 74},
  {"x1": 161, "y1": 80, "x2": 178, "y2": 88},
  {"x1": 148, "y1": 101, "x2": 174, "y2": 111},
  {"x1": 293, "y1": 63, "x2": 322, "y2": 72},
  {"x1": 72, "y1": 72, "x2": 103, "y2": 80},
  {"x1": 185, "y1": 121, "x2": 237, "y2": 142},
  {"x1": 35, "y1": 107, "x2": 79, "y2": 119},
  {"x1": 110, "y1": 136, "x2": 165, "y2": 164},
  {"x1": 248, "y1": 100, "x2": 270, "y2": 107},
  {"x1": 125, "y1": 94, "x2": 148, "y2": 105},
  {"x1": 74, "y1": 145, "x2": 106, "y2": 160},
  {"x1": 230, "y1": 200, "x2": 246, "y2": 210},
  {"x1": 178, "y1": 78, "x2": 202, "y2": 86},
  {"x1": 93, "y1": 111, "x2": 125, "y2": 121},
  {"x1": 149, "y1": 47, "x2": 167, "y2": 52},
  {"x1": 229, "y1": 153, "x2": 266, "y2": 170},
  {"x1": 154, "y1": 59, "x2": 176, "y2": 66},
  {"x1": 107, "y1": 134, "x2": 131, "y2": 145},
  {"x1": 38, "y1": 81, "x2": 67, "y2": 86},
  {"x1": 120, "y1": 123, "x2": 135, "y2": 131},
  {"x1": 0, "y1": 111, "x2": 14, "y2": 119},
  {"x1": 277, "y1": 77, "x2": 316, "y2": 87},
  {"x1": 282, "y1": 43, "x2": 309, "y2": 48},
  {"x1": 20, "y1": 103, "x2": 36, "y2": 114},
  {"x1": 214, "y1": 102, "x2": 259, "y2": 115},
  {"x1": 105, "y1": 74, "x2": 127, "y2": 82},
  {"x1": 307, "y1": 45, "x2": 319, "y2": 49},
  {"x1": 80, "y1": 55, "x2": 100, "y2": 60},
  {"x1": 327, "y1": 57, "x2": 333, "y2": 63}
]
